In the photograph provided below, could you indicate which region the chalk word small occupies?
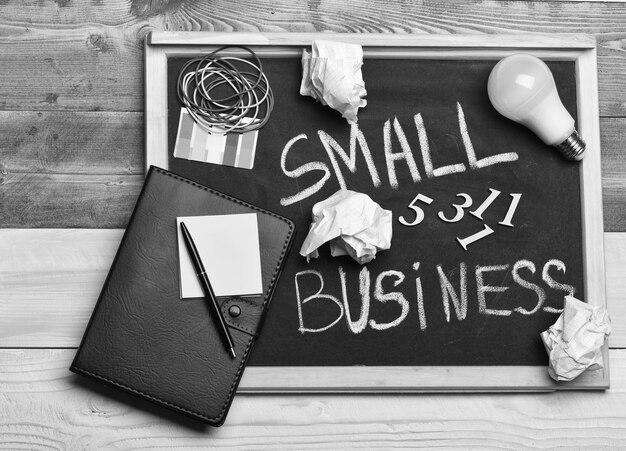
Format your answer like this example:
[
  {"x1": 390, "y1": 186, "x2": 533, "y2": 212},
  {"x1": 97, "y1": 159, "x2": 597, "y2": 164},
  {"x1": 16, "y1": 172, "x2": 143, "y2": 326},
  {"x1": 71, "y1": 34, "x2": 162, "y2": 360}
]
[{"x1": 279, "y1": 102, "x2": 519, "y2": 207}]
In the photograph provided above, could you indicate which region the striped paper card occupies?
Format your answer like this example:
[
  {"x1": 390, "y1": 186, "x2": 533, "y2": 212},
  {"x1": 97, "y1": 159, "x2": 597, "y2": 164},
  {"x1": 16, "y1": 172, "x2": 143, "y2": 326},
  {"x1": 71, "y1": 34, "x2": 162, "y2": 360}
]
[{"x1": 173, "y1": 107, "x2": 259, "y2": 170}]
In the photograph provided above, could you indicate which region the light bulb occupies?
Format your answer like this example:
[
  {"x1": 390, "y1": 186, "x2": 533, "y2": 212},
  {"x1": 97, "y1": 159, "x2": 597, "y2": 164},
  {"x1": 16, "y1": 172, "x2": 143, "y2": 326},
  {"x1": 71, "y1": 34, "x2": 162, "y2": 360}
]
[{"x1": 487, "y1": 53, "x2": 585, "y2": 161}]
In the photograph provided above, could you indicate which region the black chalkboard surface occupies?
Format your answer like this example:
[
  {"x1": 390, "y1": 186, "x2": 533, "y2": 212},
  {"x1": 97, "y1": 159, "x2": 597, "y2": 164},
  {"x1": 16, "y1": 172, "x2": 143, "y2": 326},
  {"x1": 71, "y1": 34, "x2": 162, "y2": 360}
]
[{"x1": 166, "y1": 55, "x2": 584, "y2": 368}]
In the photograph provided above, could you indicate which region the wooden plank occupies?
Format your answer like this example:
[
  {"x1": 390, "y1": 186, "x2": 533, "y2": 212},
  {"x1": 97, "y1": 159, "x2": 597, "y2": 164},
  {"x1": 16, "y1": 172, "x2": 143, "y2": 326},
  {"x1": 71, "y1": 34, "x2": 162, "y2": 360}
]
[
  {"x1": 0, "y1": 173, "x2": 142, "y2": 228},
  {"x1": 0, "y1": 3, "x2": 626, "y2": 115},
  {"x1": 1, "y1": 348, "x2": 625, "y2": 447},
  {"x1": 576, "y1": 48, "x2": 607, "y2": 367},
  {"x1": 0, "y1": 111, "x2": 143, "y2": 174},
  {"x1": 148, "y1": 31, "x2": 597, "y2": 48},
  {"x1": 2, "y1": 0, "x2": 626, "y2": 34},
  {"x1": 144, "y1": 42, "x2": 168, "y2": 170},
  {"x1": 598, "y1": 39, "x2": 626, "y2": 117},
  {"x1": 606, "y1": 233, "x2": 626, "y2": 347},
  {"x1": 0, "y1": 229, "x2": 624, "y2": 349},
  {"x1": 0, "y1": 229, "x2": 122, "y2": 348},
  {"x1": 1, "y1": 113, "x2": 624, "y2": 230},
  {"x1": 601, "y1": 117, "x2": 626, "y2": 231},
  {"x1": 0, "y1": 28, "x2": 144, "y2": 112}
]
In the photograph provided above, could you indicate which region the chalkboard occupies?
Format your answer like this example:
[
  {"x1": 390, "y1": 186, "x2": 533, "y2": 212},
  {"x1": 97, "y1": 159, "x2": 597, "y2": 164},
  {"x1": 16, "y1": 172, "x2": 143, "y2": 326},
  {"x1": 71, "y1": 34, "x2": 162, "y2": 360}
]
[{"x1": 145, "y1": 33, "x2": 607, "y2": 391}]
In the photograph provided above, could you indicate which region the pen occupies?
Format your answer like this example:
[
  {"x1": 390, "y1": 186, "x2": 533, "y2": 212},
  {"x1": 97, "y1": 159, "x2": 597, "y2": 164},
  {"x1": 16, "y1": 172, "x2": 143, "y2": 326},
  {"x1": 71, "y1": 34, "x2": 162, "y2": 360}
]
[{"x1": 180, "y1": 221, "x2": 237, "y2": 359}]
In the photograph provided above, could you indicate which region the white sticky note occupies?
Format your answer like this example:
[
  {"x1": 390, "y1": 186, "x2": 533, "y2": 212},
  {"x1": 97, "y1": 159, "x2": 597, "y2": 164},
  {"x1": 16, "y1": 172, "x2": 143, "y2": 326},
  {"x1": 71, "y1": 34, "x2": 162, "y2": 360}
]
[{"x1": 177, "y1": 213, "x2": 263, "y2": 298}]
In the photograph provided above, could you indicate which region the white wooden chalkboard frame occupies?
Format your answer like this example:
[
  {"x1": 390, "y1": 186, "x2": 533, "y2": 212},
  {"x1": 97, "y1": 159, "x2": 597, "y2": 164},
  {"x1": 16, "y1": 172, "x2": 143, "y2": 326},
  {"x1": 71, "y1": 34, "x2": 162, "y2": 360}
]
[{"x1": 145, "y1": 32, "x2": 606, "y2": 392}]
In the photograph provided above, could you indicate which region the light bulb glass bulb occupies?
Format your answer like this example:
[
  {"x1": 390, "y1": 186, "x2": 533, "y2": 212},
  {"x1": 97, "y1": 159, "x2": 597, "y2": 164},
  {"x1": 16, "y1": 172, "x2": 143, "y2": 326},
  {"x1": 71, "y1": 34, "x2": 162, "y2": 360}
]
[{"x1": 488, "y1": 53, "x2": 585, "y2": 160}]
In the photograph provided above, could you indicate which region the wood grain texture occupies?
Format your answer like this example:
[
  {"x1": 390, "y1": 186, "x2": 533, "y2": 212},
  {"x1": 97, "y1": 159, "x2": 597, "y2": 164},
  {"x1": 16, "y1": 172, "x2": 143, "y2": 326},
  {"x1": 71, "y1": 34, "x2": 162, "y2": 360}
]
[
  {"x1": 148, "y1": 31, "x2": 598, "y2": 47},
  {"x1": 0, "y1": 1, "x2": 625, "y2": 115},
  {"x1": 601, "y1": 117, "x2": 626, "y2": 231},
  {"x1": 606, "y1": 233, "x2": 626, "y2": 348},
  {"x1": 0, "y1": 229, "x2": 623, "y2": 350},
  {"x1": 0, "y1": 29, "x2": 145, "y2": 112},
  {"x1": 0, "y1": 2, "x2": 624, "y2": 229},
  {"x1": 1, "y1": 348, "x2": 625, "y2": 448},
  {"x1": 0, "y1": 1, "x2": 622, "y2": 447},
  {"x1": 1, "y1": 114, "x2": 625, "y2": 230},
  {"x1": 0, "y1": 173, "x2": 142, "y2": 228},
  {"x1": 3, "y1": 0, "x2": 626, "y2": 33},
  {"x1": 0, "y1": 229, "x2": 122, "y2": 348},
  {"x1": 0, "y1": 111, "x2": 143, "y2": 174},
  {"x1": 598, "y1": 38, "x2": 626, "y2": 117}
]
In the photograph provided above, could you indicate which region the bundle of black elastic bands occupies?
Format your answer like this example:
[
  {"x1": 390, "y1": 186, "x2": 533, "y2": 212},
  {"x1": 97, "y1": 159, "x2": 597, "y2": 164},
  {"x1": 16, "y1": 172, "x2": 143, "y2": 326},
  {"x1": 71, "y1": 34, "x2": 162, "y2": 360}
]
[{"x1": 177, "y1": 46, "x2": 274, "y2": 134}]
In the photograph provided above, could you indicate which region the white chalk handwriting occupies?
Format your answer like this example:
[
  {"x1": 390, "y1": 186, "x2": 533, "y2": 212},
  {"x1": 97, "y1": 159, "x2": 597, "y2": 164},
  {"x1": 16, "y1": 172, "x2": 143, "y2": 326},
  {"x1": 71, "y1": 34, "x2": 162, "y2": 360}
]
[
  {"x1": 280, "y1": 102, "x2": 519, "y2": 206},
  {"x1": 295, "y1": 258, "x2": 575, "y2": 334}
]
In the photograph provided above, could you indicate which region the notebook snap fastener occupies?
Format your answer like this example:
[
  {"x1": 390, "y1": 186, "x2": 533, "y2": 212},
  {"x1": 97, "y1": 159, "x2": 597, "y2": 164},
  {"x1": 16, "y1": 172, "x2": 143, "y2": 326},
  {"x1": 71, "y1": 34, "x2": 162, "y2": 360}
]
[{"x1": 228, "y1": 305, "x2": 241, "y2": 318}]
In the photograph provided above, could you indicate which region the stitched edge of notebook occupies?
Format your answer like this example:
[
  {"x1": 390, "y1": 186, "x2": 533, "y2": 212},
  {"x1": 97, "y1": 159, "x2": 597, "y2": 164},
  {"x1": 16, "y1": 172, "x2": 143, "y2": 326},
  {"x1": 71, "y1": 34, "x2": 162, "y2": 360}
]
[
  {"x1": 70, "y1": 365, "x2": 222, "y2": 423},
  {"x1": 73, "y1": 166, "x2": 295, "y2": 424},
  {"x1": 157, "y1": 166, "x2": 295, "y2": 230}
]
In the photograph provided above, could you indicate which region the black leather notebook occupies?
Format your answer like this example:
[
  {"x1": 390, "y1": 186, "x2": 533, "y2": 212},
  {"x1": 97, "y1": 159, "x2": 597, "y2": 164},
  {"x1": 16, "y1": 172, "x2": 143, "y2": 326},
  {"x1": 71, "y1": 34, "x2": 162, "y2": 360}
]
[{"x1": 70, "y1": 166, "x2": 295, "y2": 426}]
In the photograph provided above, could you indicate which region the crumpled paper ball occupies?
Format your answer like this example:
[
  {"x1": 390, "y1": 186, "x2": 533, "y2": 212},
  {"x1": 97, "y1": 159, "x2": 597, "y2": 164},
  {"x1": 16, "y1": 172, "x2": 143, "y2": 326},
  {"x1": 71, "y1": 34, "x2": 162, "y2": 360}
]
[
  {"x1": 300, "y1": 40, "x2": 367, "y2": 124},
  {"x1": 541, "y1": 295, "x2": 611, "y2": 382},
  {"x1": 299, "y1": 189, "x2": 392, "y2": 265}
]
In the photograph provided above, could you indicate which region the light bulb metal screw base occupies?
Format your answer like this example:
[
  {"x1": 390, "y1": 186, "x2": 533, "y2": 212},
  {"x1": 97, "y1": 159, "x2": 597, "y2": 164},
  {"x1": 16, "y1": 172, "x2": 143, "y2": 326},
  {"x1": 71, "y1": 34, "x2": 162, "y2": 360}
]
[{"x1": 553, "y1": 130, "x2": 586, "y2": 161}]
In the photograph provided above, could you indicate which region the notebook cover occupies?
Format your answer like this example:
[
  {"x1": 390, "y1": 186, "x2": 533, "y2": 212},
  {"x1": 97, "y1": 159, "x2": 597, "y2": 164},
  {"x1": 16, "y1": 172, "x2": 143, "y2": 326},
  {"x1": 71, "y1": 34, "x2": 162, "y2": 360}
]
[{"x1": 70, "y1": 166, "x2": 296, "y2": 426}]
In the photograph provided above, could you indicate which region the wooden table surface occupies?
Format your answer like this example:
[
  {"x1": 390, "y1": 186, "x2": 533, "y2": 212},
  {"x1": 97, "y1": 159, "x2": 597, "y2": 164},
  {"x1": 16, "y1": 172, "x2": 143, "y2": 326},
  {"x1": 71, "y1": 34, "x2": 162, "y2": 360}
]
[{"x1": 1, "y1": 1, "x2": 626, "y2": 448}]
